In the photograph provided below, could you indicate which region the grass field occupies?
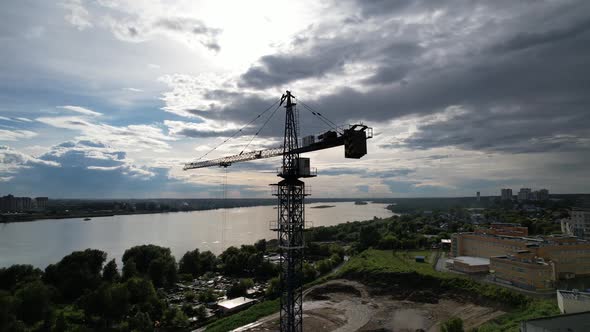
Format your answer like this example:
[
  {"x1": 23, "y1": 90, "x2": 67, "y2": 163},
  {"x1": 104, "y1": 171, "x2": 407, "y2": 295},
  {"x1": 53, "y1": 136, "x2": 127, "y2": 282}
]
[
  {"x1": 205, "y1": 249, "x2": 559, "y2": 332},
  {"x1": 338, "y1": 249, "x2": 443, "y2": 277},
  {"x1": 204, "y1": 299, "x2": 279, "y2": 332}
]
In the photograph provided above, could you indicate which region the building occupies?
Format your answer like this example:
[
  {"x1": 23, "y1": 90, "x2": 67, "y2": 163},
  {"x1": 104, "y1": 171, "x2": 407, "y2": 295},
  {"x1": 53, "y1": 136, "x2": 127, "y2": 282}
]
[
  {"x1": 478, "y1": 223, "x2": 529, "y2": 236},
  {"x1": 557, "y1": 289, "x2": 590, "y2": 314},
  {"x1": 561, "y1": 207, "x2": 590, "y2": 240},
  {"x1": 490, "y1": 251, "x2": 555, "y2": 290},
  {"x1": 451, "y1": 225, "x2": 590, "y2": 284},
  {"x1": 520, "y1": 311, "x2": 590, "y2": 332},
  {"x1": 501, "y1": 188, "x2": 513, "y2": 201},
  {"x1": 0, "y1": 195, "x2": 34, "y2": 212},
  {"x1": 217, "y1": 297, "x2": 256, "y2": 315},
  {"x1": 35, "y1": 197, "x2": 49, "y2": 210},
  {"x1": 448, "y1": 256, "x2": 490, "y2": 274},
  {"x1": 537, "y1": 189, "x2": 549, "y2": 201},
  {"x1": 518, "y1": 188, "x2": 532, "y2": 201}
]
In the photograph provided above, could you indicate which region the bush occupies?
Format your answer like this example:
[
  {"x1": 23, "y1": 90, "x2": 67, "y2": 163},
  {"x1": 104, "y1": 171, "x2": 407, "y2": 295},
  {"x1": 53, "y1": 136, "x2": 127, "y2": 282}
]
[
  {"x1": 226, "y1": 279, "x2": 254, "y2": 299},
  {"x1": 441, "y1": 317, "x2": 464, "y2": 332}
]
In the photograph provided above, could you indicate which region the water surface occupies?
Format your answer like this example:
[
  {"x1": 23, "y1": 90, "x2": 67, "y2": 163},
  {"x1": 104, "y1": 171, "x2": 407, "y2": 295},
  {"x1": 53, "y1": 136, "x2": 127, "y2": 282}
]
[{"x1": 0, "y1": 202, "x2": 393, "y2": 268}]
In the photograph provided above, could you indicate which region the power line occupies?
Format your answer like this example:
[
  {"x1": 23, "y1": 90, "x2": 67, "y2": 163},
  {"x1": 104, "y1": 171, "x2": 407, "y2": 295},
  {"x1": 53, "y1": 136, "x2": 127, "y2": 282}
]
[
  {"x1": 296, "y1": 98, "x2": 343, "y2": 134},
  {"x1": 194, "y1": 98, "x2": 281, "y2": 161},
  {"x1": 239, "y1": 102, "x2": 282, "y2": 155}
]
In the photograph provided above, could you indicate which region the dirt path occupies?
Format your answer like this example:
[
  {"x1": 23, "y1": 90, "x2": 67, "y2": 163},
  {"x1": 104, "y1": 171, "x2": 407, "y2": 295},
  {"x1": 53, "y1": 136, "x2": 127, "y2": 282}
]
[{"x1": 237, "y1": 279, "x2": 504, "y2": 332}]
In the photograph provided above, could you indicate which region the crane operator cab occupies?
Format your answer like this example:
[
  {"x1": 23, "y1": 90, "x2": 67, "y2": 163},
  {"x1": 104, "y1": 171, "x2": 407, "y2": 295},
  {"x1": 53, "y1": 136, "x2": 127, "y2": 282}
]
[{"x1": 344, "y1": 124, "x2": 372, "y2": 159}]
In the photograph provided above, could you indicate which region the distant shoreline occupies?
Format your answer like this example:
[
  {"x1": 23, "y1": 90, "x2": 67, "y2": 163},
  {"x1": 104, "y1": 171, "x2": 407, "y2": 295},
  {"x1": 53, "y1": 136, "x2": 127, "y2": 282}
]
[
  {"x1": 310, "y1": 205, "x2": 336, "y2": 209},
  {"x1": 0, "y1": 201, "x2": 384, "y2": 223}
]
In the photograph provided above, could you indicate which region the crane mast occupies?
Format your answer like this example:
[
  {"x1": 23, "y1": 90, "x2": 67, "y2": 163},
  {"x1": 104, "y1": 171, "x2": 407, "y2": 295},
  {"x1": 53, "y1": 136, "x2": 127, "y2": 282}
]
[
  {"x1": 274, "y1": 91, "x2": 306, "y2": 332},
  {"x1": 183, "y1": 91, "x2": 371, "y2": 332}
]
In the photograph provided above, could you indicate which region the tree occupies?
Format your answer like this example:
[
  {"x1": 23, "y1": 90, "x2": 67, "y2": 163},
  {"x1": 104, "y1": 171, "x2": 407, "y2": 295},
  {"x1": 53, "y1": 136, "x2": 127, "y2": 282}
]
[
  {"x1": 378, "y1": 234, "x2": 399, "y2": 250},
  {"x1": 102, "y1": 259, "x2": 120, "y2": 282},
  {"x1": 128, "y1": 311, "x2": 153, "y2": 332},
  {"x1": 0, "y1": 265, "x2": 43, "y2": 292},
  {"x1": 14, "y1": 281, "x2": 51, "y2": 325},
  {"x1": 195, "y1": 305, "x2": 207, "y2": 321},
  {"x1": 226, "y1": 279, "x2": 254, "y2": 299},
  {"x1": 179, "y1": 249, "x2": 201, "y2": 277},
  {"x1": 43, "y1": 249, "x2": 107, "y2": 301},
  {"x1": 122, "y1": 245, "x2": 177, "y2": 288},
  {"x1": 0, "y1": 290, "x2": 18, "y2": 330},
  {"x1": 359, "y1": 225, "x2": 381, "y2": 250},
  {"x1": 316, "y1": 259, "x2": 333, "y2": 275},
  {"x1": 81, "y1": 283, "x2": 130, "y2": 323},
  {"x1": 197, "y1": 289, "x2": 217, "y2": 303},
  {"x1": 122, "y1": 259, "x2": 138, "y2": 280},
  {"x1": 163, "y1": 307, "x2": 189, "y2": 330},
  {"x1": 254, "y1": 239, "x2": 267, "y2": 253},
  {"x1": 266, "y1": 277, "x2": 280, "y2": 299},
  {"x1": 124, "y1": 277, "x2": 164, "y2": 320},
  {"x1": 303, "y1": 262, "x2": 317, "y2": 283},
  {"x1": 441, "y1": 317, "x2": 464, "y2": 332},
  {"x1": 199, "y1": 251, "x2": 217, "y2": 273}
]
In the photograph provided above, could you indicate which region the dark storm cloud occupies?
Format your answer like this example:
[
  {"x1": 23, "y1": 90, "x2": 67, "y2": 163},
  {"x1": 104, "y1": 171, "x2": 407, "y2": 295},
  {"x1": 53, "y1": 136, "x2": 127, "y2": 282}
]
[
  {"x1": 491, "y1": 17, "x2": 590, "y2": 53},
  {"x1": 239, "y1": 42, "x2": 357, "y2": 89},
  {"x1": 239, "y1": 35, "x2": 423, "y2": 89},
  {"x1": 319, "y1": 167, "x2": 416, "y2": 178},
  {"x1": 182, "y1": 0, "x2": 590, "y2": 156},
  {"x1": 362, "y1": 65, "x2": 410, "y2": 85}
]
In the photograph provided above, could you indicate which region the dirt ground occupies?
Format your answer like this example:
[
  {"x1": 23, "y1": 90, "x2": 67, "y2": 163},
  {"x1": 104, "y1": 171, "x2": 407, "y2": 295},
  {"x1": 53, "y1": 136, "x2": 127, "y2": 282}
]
[{"x1": 239, "y1": 279, "x2": 504, "y2": 332}]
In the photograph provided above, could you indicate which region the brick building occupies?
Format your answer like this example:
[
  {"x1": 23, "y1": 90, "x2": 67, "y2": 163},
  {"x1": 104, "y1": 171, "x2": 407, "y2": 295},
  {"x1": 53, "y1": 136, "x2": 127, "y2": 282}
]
[
  {"x1": 451, "y1": 225, "x2": 590, "y2": 290},
  {"x1": 490, "y1": 251, "x2": 555, "y2": 290}
]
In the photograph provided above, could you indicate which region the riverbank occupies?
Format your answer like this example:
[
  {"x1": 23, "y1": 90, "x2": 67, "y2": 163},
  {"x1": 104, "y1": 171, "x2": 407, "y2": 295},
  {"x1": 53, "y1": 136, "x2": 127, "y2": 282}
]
[
  {"x1": 0, "y1": 209, "x2": 190, "y2": 223},
  {"x1": 0, "y1": 198, "x2": 387, "y2": 223}
]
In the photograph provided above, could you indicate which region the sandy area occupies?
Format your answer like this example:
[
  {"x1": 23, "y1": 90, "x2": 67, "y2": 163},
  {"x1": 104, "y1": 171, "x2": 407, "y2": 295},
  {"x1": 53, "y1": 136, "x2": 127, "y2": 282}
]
[{"x1": 240, "y1": 279, "x2": 504, "y2": 332}]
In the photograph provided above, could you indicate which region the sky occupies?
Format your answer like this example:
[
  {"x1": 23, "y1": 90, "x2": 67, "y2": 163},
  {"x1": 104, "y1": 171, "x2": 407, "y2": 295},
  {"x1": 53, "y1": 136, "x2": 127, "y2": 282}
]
[{"x1": 1, "y1": 0, "x2": 589, "y2": 199}]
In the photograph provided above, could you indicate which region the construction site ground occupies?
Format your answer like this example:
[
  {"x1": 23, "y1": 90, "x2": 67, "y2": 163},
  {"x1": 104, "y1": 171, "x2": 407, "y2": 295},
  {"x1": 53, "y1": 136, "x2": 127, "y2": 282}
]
[{"x1": 234, "y1": 279, "x2": 504, "y2": 332}]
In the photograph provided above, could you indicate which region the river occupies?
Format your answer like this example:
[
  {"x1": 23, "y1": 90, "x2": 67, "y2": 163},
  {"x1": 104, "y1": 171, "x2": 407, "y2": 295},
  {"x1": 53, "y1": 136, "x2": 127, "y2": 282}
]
[{"x1": 0, "y1": 202, "x2": 393, "y2": 268}]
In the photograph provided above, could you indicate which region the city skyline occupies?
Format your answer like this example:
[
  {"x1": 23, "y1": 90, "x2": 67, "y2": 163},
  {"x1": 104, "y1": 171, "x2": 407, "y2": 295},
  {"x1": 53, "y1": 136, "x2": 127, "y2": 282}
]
[{"x1": 1, "y1": 1, "x2": 590, "y2": 198}]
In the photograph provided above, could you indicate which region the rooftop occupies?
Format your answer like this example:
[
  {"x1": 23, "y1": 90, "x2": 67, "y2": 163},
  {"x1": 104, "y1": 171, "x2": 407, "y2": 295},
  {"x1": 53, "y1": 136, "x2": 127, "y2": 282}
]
[
  {"x1": 459, "y1": 231, "x2": 588, "y2": 246},
  {"x1": 558, "y1": 290, "x2": 590, "y2": 301},
  {"x1": 217, "y1": 297, "x2": 256, "y2": 310},
  {"x1": 521, "y1": 311, "x2": 590, "y2": 332},
  {"x1": 492, "y1": 255, "x2": 549, "y2": 266},
  {"x1": 452, "y1": 256, "x2": 490, "y2": 266}
]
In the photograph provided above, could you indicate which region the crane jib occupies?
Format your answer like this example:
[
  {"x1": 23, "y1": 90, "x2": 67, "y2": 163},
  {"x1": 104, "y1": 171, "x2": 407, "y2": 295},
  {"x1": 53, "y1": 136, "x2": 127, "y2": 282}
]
[{"x1": 182, "y1": 125, "x2": 372, "y2": 170}]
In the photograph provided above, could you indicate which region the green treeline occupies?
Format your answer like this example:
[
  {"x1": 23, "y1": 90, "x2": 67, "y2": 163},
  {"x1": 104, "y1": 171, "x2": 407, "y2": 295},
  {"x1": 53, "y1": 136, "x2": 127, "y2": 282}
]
[{"x1": 0, "y1": 239, "x2": 286, "y2": 332}]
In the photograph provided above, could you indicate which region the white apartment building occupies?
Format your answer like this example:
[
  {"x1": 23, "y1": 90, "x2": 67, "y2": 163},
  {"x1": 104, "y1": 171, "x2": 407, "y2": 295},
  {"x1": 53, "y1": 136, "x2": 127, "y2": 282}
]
[{"x1": 561, "y1": 207, "x2": 590, "y2": 240}]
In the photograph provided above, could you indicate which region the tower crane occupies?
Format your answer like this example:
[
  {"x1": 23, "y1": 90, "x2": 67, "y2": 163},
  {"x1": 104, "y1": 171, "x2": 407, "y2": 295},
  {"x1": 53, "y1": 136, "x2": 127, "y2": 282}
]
[{"x1": 183, "y1": 91, "x2": 372, "y2": 332}]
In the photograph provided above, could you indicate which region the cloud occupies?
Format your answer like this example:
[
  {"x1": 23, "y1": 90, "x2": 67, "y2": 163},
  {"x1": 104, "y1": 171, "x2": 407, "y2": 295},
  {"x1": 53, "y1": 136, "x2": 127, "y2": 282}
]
[
  {"x1": 15, "y1": 117, "x2": 33, "y2": 122},
  {"x1": 491, "y1": 17, "x2": 590, "y2": 53},
  {"x1": 36, "y1": 116, "x2": 174, "y2": 151},
  {"x1": 107, "y1": 15, "x2": 222, "y2": 51},
  {"x1": 0, "y1": 145, "x2": 59, "y2": 175},
  {"x1": 165, "y1": 119, "x2": 242, "y2": 138},
  {"x1": 0, "y1": 141, "x2": 210, "y2": 198},
  {"x1": 61, "y1": 0, "x2": 93, "y2": 31},
  {"x1": 0, "y1": 129, "x2": 38, "y2": 141},
  {"x1": 58, "y1": 105, "x2": 102, "y2": 116}
]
